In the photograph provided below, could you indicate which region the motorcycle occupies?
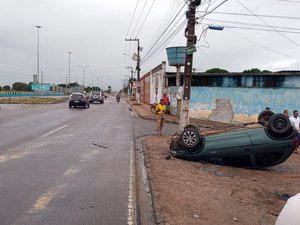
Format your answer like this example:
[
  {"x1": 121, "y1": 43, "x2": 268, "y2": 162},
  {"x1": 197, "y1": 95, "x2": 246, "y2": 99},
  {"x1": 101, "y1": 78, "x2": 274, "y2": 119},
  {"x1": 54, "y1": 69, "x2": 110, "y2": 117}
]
[{"x1": 116, "y1": 96, "x2": 120, "y2": 103}]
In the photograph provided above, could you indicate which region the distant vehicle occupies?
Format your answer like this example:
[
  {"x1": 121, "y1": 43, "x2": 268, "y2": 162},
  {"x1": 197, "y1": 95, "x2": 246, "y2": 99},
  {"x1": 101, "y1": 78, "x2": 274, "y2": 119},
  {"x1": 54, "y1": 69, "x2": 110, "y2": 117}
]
[
  {"x1": 89, "y1": 90, "x2": 104, "y2": 104},
  {"x1": 69, "y1": 92, "x2": 90, "y2": 109},
  {"x1": 170, "y1": 113, "x2": 299, "y2": 168}
]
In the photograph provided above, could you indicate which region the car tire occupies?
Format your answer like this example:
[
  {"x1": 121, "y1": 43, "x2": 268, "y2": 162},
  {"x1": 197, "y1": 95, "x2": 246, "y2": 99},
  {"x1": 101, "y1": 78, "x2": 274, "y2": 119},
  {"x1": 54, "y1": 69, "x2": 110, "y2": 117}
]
[
  {"x1": 258, "y1": 110, "x2": 275, "y2": 125},
  {"x1": 180, "y1": 127, "x2": 202, "y2": 150},
  {"x1": 268, "y1": 114, "x2": 291, "y2": 135}
]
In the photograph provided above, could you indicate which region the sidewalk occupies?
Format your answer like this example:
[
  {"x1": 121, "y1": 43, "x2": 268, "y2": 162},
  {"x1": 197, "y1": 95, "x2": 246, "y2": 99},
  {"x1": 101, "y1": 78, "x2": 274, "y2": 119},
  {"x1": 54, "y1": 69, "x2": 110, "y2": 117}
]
[{"x1": 126, "y1": 98, "x2": 242, "y2": 130}]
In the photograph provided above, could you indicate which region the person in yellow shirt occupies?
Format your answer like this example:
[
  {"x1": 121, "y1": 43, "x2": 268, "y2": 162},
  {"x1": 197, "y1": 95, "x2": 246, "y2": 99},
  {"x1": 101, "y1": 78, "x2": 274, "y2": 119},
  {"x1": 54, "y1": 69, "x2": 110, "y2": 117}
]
[{"x1": 155, "y1": 98, "x2": 166, "y2": 136}]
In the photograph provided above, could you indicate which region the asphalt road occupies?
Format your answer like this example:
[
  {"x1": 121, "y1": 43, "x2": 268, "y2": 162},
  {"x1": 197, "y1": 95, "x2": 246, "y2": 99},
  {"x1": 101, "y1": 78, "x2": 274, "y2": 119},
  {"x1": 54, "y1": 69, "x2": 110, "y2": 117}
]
[{"x1": 0, "y1": 97, "x2": 140, "y2": 225}]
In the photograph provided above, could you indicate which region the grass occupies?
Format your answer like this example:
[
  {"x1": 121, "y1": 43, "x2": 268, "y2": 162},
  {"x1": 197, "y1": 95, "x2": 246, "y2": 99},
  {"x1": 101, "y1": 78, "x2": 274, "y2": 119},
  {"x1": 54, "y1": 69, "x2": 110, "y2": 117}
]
[{"x1": 0, "y1": 97, "x2": 68, "y2": 104}]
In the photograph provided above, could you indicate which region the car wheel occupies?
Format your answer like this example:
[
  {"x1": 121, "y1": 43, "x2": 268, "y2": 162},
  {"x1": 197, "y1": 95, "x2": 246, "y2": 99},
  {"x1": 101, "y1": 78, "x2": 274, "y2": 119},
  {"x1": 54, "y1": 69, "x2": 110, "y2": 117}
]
[
  {"x1": 180, "y1": 127, "x2": 202, "y2": 149},
  {"x1": 258, "y1": 110, "x2": 275, "y2": 125},
  {"x1": 268, "y1": 114, "x2": 291, "y2": 135}
]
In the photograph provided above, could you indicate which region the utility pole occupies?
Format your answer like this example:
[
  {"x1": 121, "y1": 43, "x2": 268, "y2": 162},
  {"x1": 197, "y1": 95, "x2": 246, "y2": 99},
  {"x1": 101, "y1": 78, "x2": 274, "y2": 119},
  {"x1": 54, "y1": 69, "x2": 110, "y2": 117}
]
[
  {"x1": 125, "y1": 38, "x2": 141, "y2": 104},
  {"x1": 180, "y1": 0, "x2": 201, "y2": 130},
  {"x1": 68, "y1": 52, "x2": 72, "y2": 89}
]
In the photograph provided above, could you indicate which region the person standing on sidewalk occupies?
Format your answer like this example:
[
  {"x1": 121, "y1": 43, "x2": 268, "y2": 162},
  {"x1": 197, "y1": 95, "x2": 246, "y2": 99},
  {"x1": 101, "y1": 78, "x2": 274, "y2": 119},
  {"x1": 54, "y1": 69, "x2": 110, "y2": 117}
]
[
  {"x1": 163, "y1": 93, "x2": 170, "y2": 114},
  {"x1": 289, "y1": 110, "x2": 300, "y2": 153},
  {"x1": 156, "y1": 98, "x2": 166, "y2": 136}
]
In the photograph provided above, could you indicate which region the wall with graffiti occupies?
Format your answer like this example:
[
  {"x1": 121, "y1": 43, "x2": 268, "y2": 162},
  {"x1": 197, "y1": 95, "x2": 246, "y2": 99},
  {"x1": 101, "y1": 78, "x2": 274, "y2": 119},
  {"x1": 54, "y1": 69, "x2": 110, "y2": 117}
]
[
  {"x1": 189, "y1": 86, "x2": 300, "y2": 123},
  {"x1": 166, "y1": 74, "x2": 300, "y2": 123}
]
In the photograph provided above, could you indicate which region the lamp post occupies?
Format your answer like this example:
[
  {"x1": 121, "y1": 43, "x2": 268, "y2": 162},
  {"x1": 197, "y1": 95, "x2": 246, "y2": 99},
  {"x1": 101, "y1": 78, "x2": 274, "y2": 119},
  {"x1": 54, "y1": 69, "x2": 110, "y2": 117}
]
[
  {"x1": 35, "y1": 25, "x2": 41, "y2": 85},
  {"x1": 89, "y1": 71, "x2": 97, "y2": 90},
  {"x1": 68, "y1": 52, "x2": 72, "y2": 90},
  {"x1": 78, "y1": 65, "x2": 89, "y2": 88}
]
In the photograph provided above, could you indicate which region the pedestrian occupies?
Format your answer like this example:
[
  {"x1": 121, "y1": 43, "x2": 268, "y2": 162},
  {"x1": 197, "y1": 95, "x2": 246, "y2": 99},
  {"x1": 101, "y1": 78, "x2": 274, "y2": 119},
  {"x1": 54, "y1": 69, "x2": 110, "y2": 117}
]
[
  {"x1": 155, "y1": 98, "x2": 166, "y2": 136},
  {"x1": 289, "y1": 110, "x2": 300, "y2": 153},
  {"x1": 163, "y1": 93, "x2": 170, "y2": 114},
  {"x1": 265, "y1": 107, "x2": 271, "y2": 111},
  {"x1": 283, "y1": 109, "x2": 289, "y2": 117}
]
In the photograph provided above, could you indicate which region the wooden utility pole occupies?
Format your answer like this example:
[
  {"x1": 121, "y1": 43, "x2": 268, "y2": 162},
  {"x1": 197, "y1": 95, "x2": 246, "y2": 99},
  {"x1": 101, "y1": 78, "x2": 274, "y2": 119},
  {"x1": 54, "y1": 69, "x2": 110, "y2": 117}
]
[{"x1": 180, "y1": 0, "x2": 201, "y2": 130}]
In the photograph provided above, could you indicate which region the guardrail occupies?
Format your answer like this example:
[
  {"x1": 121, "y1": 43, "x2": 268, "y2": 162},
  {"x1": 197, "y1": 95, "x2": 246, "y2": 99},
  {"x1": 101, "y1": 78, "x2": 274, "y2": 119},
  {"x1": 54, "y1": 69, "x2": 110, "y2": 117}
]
[{"x1": 0, "y1": 91, "x2": 64, "y2": 97}]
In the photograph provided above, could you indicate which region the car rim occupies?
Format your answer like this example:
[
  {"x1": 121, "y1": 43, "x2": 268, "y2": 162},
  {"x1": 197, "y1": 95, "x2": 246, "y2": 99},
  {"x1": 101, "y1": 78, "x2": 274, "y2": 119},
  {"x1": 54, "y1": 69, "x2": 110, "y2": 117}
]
[
  {"x1": 274, "y1": 118, "x2": 287, "y2": 130},
  {"x1": 182, "y1": 130, "x2": 197, "y2": 146}
]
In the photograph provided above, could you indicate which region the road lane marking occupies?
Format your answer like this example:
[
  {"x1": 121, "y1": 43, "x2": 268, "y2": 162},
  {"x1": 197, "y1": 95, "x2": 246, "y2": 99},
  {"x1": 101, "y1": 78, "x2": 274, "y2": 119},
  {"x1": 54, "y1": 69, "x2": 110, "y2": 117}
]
[
  {"x1": 28, "y1": 190, "x2": 57, "y2": 213},
  {"x1": 0, "y1": 152, "x2": 30, "y2": 162},
  {"x1": 64, "y1": 166, "x2": 79, "y2": 176},
  {"x1": 127, "y1": 141, "x2": 137, "y2": 225},
  {"x1": 42, "y1": 124, "x2": 68, "y2": 138}
]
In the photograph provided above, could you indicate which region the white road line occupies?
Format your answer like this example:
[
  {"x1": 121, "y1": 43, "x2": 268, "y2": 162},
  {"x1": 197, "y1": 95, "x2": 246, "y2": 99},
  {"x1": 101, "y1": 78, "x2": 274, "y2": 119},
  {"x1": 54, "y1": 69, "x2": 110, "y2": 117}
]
[
  {"x1": 127, "y1": 140, "x2": 137, "y2": 225},
  {"x1": 28, "y1": 190, "x2": 57, "y2": 213},
  {"x1": 42, "y1": 124, "x2": 68, "y2": 138}
]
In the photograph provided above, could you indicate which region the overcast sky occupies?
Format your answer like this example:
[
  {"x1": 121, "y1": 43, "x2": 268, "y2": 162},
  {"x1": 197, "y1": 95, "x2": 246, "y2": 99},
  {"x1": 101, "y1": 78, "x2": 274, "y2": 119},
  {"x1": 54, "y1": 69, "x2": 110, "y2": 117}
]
[{"x1": 1, "y1": 0, "x2": 300, "y2": 90}]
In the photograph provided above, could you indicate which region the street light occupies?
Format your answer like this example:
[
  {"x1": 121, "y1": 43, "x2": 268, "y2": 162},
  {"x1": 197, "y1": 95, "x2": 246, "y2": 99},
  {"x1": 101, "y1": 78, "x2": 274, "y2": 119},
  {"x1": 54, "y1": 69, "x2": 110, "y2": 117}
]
[
  {"x1": 88, "y1": 71, "x2": 97, "y2": 90},
  {"x1": 78, "y1": 65, "x2": 89, "y2": 87},
  {"x1": 68, "y1": 52, "x2": 72, "y2": 89},
  {"x1": 35, "y1": 25, "x2": 41, "y2": 84}
]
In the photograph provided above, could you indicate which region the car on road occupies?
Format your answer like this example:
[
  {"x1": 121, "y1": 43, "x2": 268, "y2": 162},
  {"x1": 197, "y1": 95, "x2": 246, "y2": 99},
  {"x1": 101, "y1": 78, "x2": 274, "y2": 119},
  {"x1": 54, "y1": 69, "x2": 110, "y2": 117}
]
[
  {"x1": 89, "y1": 90, "x2": 104, "y2": 104},
  {"x1": 170, "y1": 113, "x2": 299, "y2": 168},
  {"x1": 69, "y1": 92, "x2": 90, "y2": 109}
]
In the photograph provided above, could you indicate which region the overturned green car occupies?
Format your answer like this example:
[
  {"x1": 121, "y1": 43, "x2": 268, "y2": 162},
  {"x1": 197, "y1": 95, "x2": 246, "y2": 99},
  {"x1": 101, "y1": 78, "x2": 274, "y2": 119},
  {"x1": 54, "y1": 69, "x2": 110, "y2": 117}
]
[{"x1": 170, "y1": 113, "x2": 298, "y2": 168}]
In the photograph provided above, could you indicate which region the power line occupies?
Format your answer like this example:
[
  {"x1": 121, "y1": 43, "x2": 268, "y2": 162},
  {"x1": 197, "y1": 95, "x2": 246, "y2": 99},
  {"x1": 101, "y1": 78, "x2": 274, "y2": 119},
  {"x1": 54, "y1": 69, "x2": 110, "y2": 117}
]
[
  {"x1": 126, "y1": 0, "x2": 139, "y2": 38},
  {"x1": 130, "y1": 0, "x2": 149, "y2": 38},
  {"x1": 135, "y1": 0, "x2": 157, "y2": 37},
  {"x1": 203, "y1": 18, "x2": 300, "y2": 32},
  {"x1": 235, "y1": 0, "x2": 300, "y2": 48},
  {"x1": 197, "y1": 11, "x2": 300, "y2": 20},
  {"x1": 229, "y1": 29, "x2": 299, "y2": 60},
  {"x1": 141, "y1": 3, "x2": 186, "y2": 64}
]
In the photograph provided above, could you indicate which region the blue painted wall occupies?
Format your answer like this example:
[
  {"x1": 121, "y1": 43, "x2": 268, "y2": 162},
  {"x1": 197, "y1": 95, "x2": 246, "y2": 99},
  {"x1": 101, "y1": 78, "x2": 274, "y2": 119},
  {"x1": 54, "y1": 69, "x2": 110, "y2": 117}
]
[
  {"x1": 190, "y1": 87, "x2": 299, "y2": 116},
  {"x1": 168, "y1": 73, "x2": 300, "y2": 123}
]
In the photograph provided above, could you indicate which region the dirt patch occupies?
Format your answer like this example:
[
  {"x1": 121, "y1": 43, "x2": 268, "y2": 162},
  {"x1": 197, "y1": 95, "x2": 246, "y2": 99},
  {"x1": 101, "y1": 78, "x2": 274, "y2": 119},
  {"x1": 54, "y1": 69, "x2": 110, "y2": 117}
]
[{"x1": 143, "y1": 136, "x2": 300, "y2": 225}]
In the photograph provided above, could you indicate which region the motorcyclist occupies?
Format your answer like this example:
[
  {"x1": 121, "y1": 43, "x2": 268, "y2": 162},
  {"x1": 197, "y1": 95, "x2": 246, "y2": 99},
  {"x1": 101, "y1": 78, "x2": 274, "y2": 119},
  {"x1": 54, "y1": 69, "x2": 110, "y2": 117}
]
[{"x1": 116, "y1": 93, "x2": 120, "y2": 102}]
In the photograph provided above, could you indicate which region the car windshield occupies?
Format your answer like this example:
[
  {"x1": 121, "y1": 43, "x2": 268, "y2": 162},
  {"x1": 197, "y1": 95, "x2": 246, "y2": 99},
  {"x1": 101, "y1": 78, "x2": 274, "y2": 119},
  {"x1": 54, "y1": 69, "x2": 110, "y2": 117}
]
[
  {"x1": 91, "y1": 92, "x2": 100, "y2": 95},
  {"x1": 71, "y1": 94, "x2": 83, "y2": 100}
]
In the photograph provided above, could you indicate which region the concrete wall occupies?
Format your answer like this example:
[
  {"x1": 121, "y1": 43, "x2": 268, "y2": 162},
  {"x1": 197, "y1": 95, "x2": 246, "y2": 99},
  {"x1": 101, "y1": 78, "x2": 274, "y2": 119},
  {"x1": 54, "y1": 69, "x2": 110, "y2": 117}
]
[
  {"x1": 189, "y1": 86, "x2": 300, "y2": 123},
  {"x1": 166, "y1": 73, "x2": 300, "y2": 123},
  {"x1": 149, "y1": 62, "x2": 166, "y2": 103}
]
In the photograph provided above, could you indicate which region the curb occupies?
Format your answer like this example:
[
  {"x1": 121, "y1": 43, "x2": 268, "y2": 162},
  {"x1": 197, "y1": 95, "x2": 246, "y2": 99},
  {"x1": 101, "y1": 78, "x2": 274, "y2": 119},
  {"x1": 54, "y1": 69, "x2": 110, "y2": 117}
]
[{"x1": 141, "y1": 139, "x2": 165, "y2": 225}]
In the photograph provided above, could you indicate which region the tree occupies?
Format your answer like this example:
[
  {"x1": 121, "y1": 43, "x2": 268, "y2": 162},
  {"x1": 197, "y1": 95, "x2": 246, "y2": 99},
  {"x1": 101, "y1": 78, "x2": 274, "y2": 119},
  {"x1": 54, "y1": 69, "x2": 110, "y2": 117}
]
[
  {"x1": 205, "y1": 68, "x2": 229, "y2": 73},
  {"x1": 12, "y1": 82, "x2": 30, "y2": 91},
  {"x1": 57, "y1": 84, "x2": 67, "y2": 88},
  {"x1": 242, "y1": 68, "x2": 261, "y2": 74},
  {"x1": 3, "y1": 85, "x2": 11, "y2": 91},
  {"x1": 262, "y1": 70, "x2": 272, "y2": 73}
]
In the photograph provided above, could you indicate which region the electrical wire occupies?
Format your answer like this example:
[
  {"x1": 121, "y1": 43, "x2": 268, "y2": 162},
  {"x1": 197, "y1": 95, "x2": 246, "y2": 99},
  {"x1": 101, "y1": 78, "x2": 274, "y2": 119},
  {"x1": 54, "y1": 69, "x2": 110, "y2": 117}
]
[
  {"x1": 141, "y1": 18, "x2": 186, "y2": 65},
  {"x1": 130, "y1": 0, "x2": 149, "y2": 38},
  {"x1": 235, "y1": 0, "x2": 300, "y2": 48},
  {"x1": 197, "y1": 11, "x2": 300, "y2": 20},
  {"x1": 126, "y1": 0, "x2": 139, "y2": 38},
  {"x1": 141, "y1": 3, "x2": 186, "y2": 64},
  {"x1": 203, "y1": 18, "x2": 300, "y2": 32},
  {"x1": 229, "y1": 29, "x2": 299, "y2": 60},
  {"x1": 135, "y1": 0, "x2": 157, "y2": 37}
]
